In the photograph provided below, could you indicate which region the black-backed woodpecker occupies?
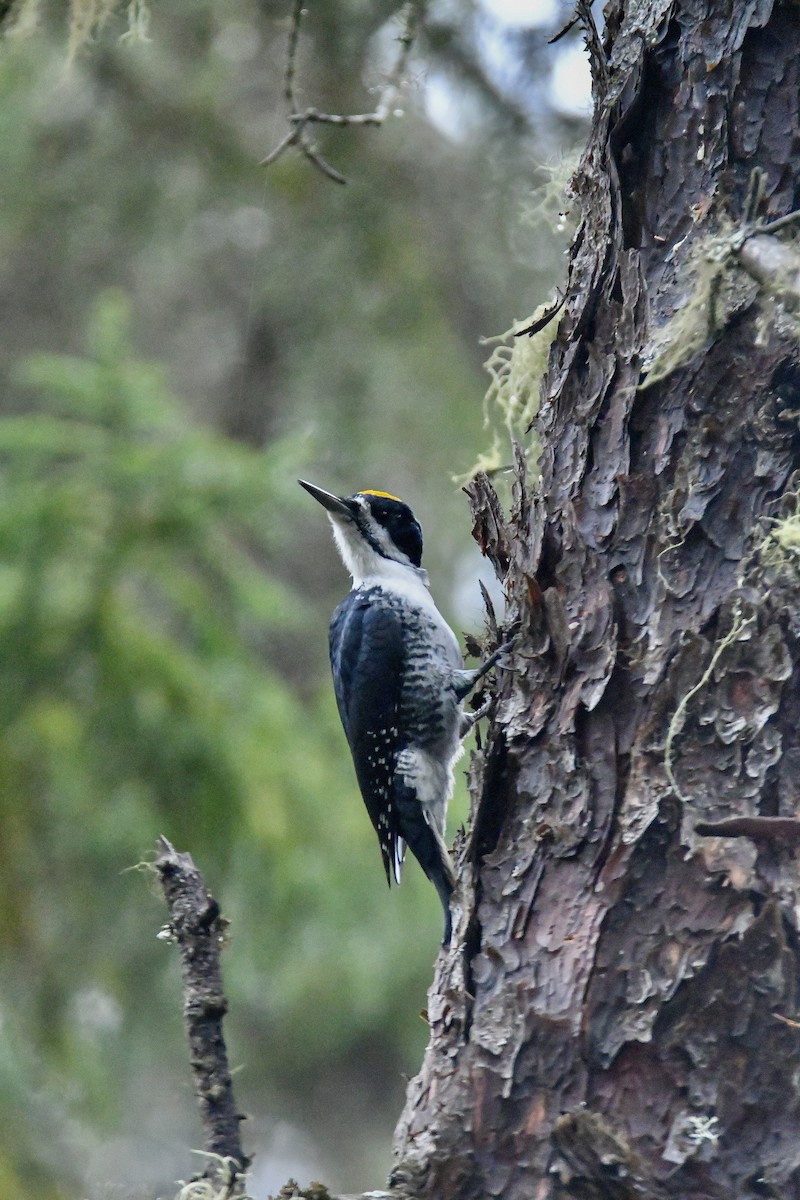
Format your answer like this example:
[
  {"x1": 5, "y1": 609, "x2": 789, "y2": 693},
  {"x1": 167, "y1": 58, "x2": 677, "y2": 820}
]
[{"x1": 299, "y1": 480, "x2": 507, "y2": 944}]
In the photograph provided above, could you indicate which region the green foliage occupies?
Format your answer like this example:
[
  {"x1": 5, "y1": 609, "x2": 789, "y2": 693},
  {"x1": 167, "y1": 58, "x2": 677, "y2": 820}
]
[
  {"x1": 1, "y1": 289, "x2": 299, "y2": 848},
  {"x1": 0, "y1": 290, "x2": 443, "y2": 1198}
]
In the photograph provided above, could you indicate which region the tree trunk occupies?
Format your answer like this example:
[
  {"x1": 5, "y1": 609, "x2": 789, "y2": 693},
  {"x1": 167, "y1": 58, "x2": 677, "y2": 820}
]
[{"x1": 392, "y1": 2, "x2": 800, "y2": 1197}]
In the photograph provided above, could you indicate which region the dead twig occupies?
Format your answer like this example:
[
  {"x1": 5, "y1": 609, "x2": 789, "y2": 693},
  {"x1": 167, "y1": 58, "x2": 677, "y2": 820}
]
[
  {"x1": 262, "y1": 1, "x2": 424, "y2": 184},
  {"x1": 155, "y1": 837, "x2": 250, "y2": 1194},
  {"x1": 694, "y1": 817, "x2": 800, "y2": 845},
  {"x1": 550, "y1": 1, "x2": 606, "y2": 91},
  {"x1": 514, "y1": 289, "x2": 566, "y2": 338},
  {"x1": 774, "y1": 1012, "x2": 800, "y2": 1031}
]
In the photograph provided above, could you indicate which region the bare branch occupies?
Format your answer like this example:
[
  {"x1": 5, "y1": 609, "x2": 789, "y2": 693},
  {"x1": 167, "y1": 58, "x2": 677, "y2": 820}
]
[
  {"x1": 154, "y1": 837, "x2": 250, "y2": 1194},
  {"x1": 757, "y1": 209, "x2": 800, "y2": 237},
  {"x1": 289, "y1": 108, "x2": 384, "y2": 128},
  {"x1": 284, "y1": 0, "x2": 304, "y2": 108},
  {"x1": 260, "y1": 126, "x2": 300, "y2": 168},
  {"x1": 262, "y1": 2, "x2": 424, "y2": 183},
  {"x1": 299, "y1": 141, "x2": 348, "y2": 185}
]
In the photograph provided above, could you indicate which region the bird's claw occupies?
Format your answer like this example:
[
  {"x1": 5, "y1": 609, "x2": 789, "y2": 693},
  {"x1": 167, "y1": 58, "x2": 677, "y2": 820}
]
[{"x1": 460, "y1": 695, "x2": 493, "y2": 736}]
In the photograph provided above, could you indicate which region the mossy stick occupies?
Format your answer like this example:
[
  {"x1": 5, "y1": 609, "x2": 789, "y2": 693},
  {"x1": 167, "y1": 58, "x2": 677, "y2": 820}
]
[{"x1": 155, "y1": 837, "x2": 250, "y2": 1194}]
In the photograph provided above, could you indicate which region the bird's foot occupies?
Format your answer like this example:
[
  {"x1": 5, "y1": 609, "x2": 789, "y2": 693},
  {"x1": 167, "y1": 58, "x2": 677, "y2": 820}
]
[{"x1": 459, "y1": 696, "x2": 493, "y2": 736}]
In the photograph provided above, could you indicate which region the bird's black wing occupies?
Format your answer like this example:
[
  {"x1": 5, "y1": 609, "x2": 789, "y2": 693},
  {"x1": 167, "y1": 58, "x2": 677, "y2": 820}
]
[{"x1": 329, "y1": 589, "x2": 406, "y2": 886}]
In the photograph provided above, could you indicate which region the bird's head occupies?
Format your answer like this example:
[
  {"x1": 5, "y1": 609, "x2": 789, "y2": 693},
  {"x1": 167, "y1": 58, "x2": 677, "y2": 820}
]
[{"x1": 299, "y1": 479, "x2": 424, "y2": 585}]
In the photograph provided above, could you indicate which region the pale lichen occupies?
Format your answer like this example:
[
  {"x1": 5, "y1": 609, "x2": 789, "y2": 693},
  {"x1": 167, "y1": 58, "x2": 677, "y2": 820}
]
[
  {"x1": 455, "y1": 156, "x2": 576, "y2": 487},
  {"x1": 3, "y1": 0, "x2": 43, "y2": 37},
  {"x1": 760, "y1": 494, "x2": 800, "y2": 582},
  {"x1": 174, "y1": 1152, "x2": 251, "y2": 1200},
  {"x1": 4, "y1": 0, "x2": 151, "y2": 53},
  {"x1": 455, "y1": 305, "x2": 557, "y2": 486},
  {"x1": 641, "y1": 223, "x2": 750, "y2": 389},
  {"x1": 642, "y1": 219, "x2": 800, "y2": 390},
  {"x1": 518, "y1": 152, "x2": 581, "y2": 243},
  {"x1": 67, "y1": 0, "x2": 118, "y2": 59},
  {"x1": 664, "y1": 599, "x2": 753, "y2": 805}
]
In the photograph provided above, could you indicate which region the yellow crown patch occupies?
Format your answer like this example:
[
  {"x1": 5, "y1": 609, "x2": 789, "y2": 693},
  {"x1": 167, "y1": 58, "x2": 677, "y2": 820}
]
[{"x1": 358, "y1": 489, "x2": 402, "y2": 502}]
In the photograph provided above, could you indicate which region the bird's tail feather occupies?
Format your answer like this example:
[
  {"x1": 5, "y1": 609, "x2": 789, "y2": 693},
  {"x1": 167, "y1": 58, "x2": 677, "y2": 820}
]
[{"x1": 394, "y1": 782, "x2": 455, "y2": 945}]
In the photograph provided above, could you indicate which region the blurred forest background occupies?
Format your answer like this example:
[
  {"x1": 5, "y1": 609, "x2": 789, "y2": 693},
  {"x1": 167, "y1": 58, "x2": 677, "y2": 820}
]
[{"x1": 0, "y1": 1, "x2": 589, "y2": 1195}]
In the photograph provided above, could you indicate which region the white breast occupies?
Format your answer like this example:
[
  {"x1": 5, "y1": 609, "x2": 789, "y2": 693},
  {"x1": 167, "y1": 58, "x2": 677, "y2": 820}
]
[{"x1": 331, "y1": 514, "x2": 463, "y2": 669}]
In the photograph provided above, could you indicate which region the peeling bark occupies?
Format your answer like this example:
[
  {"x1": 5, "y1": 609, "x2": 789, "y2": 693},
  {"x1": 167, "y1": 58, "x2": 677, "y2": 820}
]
[{"x1": 392, "y1": 2, "x2": 800, "y2": 1197}]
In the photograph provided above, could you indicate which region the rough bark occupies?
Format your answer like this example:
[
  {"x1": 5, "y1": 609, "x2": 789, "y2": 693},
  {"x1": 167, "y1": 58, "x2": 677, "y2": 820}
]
[{"x1": 392, "y1": 2, "x2": 800, "y2": 1198}]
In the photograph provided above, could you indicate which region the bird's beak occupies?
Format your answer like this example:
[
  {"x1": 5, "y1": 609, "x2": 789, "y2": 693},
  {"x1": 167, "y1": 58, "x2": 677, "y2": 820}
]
[{"x1": 298, "y1": 479, "x2": 355, "y2": 519}]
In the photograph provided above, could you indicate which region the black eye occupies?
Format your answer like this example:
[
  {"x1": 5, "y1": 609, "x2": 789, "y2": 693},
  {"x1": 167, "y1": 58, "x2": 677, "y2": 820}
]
[{"x1": 386, "y1": 509, "x2": 422, "y2": 566}]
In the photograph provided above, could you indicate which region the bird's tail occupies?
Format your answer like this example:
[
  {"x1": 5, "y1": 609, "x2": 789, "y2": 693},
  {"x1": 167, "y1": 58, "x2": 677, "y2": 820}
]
[{"x1": 394, "y1": 782, "x2": 455, "y2": 945}]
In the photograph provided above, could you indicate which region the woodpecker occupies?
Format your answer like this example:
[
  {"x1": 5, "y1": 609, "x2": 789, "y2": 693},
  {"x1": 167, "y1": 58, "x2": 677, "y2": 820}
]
[{"x1": 299, "y1": 479, "x2": 508, "y2": 945}]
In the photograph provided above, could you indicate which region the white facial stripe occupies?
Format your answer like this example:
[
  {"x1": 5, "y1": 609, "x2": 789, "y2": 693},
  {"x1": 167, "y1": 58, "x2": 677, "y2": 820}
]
[{"x1": 328, "y1": 495, "x2": 416, "y2": 586}]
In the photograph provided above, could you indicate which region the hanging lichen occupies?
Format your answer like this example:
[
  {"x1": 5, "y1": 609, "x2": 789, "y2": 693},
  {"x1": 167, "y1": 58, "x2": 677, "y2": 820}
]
[
  {"x1": 3, "y1": 0, "x2": 150, "y2": 52},
  {"x1": 454, "y1": 304, "x2": 559, "y2": 487},
  {"x1": 640, "y1": 223, "x2": 754, "y2": 389},
  {"x1": 641, "y1": 216, "x2": 800, "y2": 390},
  {"x1": 759, "y1": 493, "x2": 800, "y2": 589},
  {"x1": 455, "y1": 156, "x2": 577, "y2": 488}
]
